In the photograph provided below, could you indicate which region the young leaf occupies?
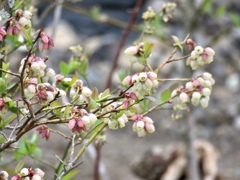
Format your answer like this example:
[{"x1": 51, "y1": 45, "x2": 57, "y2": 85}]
[
  {"x1": 62, "y1": 170, "x2": 79, "y2": 180},
  {"x1": 160, "y1": 89, "x2": 171, "y2": 102},
  {"x1": 59, "y1": 61, "x2": 70, "y2": 76},
  {"x1": 15, "y1": 160, "x2": 24, "y2": 173}
]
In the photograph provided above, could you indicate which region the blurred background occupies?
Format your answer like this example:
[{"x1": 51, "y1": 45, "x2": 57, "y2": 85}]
[{"x1": 18, "y1": 0, "x2": 240, "y2": 179}]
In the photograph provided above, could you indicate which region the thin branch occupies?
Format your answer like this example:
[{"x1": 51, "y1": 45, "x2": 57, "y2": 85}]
[
  {"x1": 0, "y1": 68, "x2": 20, "y2": 78},
  {"x1": 158, "y1": 78, "x2": 191, "y2": 82},
  {"x1": 105, "y1": 0, "x2": 145, "y2": 89}
]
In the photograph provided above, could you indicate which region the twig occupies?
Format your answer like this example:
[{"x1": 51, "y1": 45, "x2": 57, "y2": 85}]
[
  {"x1": 105, "y1": 0, "x2": 145, "y2": 89},
  {"x1": 0, "y1": 68, "x2": 20, "y2": 78},
  {"x1": 158, "y1": 78, "x2": 191, "y2": 82},
  {"x1": 49, "y1": 128, "x2": 72, "y2": 140},
  {"x1": 155, "y1": 47, "x2": 177, "y2": 73}
]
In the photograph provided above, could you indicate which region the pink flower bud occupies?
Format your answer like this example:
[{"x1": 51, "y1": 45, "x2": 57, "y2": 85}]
[
  {"x1": 145, "y1": 123, "x2": 155, "y2": 133},
  {"x1": 19, "y1": 17, "x2": 31, "y2": 29},
  {"x1": 28, "y1": 84, "x2": 36, "y2": 94},
  {"x1": 47, "y1": 68, "x2": 55, "y2": 77},
  {"x1": 123, "y1": 99, "x2": 130, "y2": 109},
  {"x1": 186, "y1": 57, "x2": 191, "y2": 65},
  {"x1": 179, "y1": 92, "x2": 189, "y2": 103},
  {"x1": 205, "y1": 47, "x2": 215, "y2": 56},
  {"x1": 192, "y1": 79, "x2": 200, "y2": 87},
  {"x1": 7, "y1": 26, "x2": 13, "y2": 35},
  {"x1": 142, "y1": 116, "x2": 153, "y2": 124},
  {"x1": 41, "y1": 34, "x2": 49, "y2": 44},
  {"x1": 129, "y1": 92, "x2": 138, "y2": 100},
  {"x1": 0, "y1": 98, "x2": 4, "y2": 106},
  {"x1": 11, "y1": 175, "x2": 21, "y2": 180},
  {"x1": 147, "y1": 71, "x2": 157, "y2": 80},
  {"x1": 23, "y1": 11, "x2": 33, "y2": 19},
  {"x1": 122, "y1": 76, "x2": 132, "y2": 86},
  {"x1": 124, "y1": 46, "x2": 138, "y2": 56},
  {"x1": 0, "y1": 27, "x2": 6, "y2": 36},
  {"x1": 68, "y1": 119, "x2": 76, "y2": 129}
]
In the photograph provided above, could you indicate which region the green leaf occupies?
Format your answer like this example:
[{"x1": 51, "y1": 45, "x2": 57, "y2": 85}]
[
  {"x1": 88, "y1": 98, "x2": 98, "y2": 109},
  {"x1": 216, "y1": 6, "x2": 226, "y2": 18},
  {"x1": 202, "y1": 0, "x2": 212, "y2": 14},
  {"x1": 160, "y1": 89, "x2": 171, "y2": 102},
  {"x1": 0, "y1": 78, "x2": 6, "y2": 94},
  {"x1": 59, "y1": 61, "x2": 70, "y2": 76},
  {"x1": 230, "y1": 13, "x2": 240, "y2": 27},
  {"x1": 15, "y1": 160, "x2": 24, "y2": 173},
  {"x1": 0, "y1": 114, "x2": 16, "y2": 129},
  {"x1": 62, "y1": 170, "x2": 79, "y2": 180},
  {"x1": 90, "y1": 6, "x2": 101, "y2": 21},
  {"x1": 91, "y1": 87, "x2": 99, "y2": 101},
  {"x1": 172, "y1": 35, "x2": 183, "y2": 52}
]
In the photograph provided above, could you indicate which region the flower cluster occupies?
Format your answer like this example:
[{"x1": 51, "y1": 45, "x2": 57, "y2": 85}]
[
  {"x1": 160, "y1": 3, "x2": 177, "y2": 22},
  {"x1": 68, "y1": 108, "x2": 97, "y2": 133},
  {"x1": 69, "y1": 79, "x2": 92, "y2": 103},
  {"x1": 11, "y1": 167, "x2": 44, "y2": 180},
  {"x1": 131, "y1": 115, "x2": 155, "y2": 137},
  {"x1": 142, "y1": 7, "x2": 156, "y2": 20},
  {"x1": 122, "y1": 71, "x2": 158, "y2": 99},
  {"x1": 171, "y1": 72, "x2": 215, "y2": 109},
  {"x1": 36, "y1": 125, "x2": 50, "y2": 140},
  {"x1": 39, "y1": 32, "x2": 54, "y2": 52},
  {"x1": 16, "y1": 10, "x2": 33, "y2": 30},
  {"x1": 106, "y1": 114, "x2": 128, "y2": 129},
  {"x1": 186, "y1": 46, "x2": 215, "y2": 70}
]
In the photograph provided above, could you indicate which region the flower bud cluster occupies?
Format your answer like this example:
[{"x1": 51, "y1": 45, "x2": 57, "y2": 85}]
[
  {"x1": 171, "y1": 72, "x2": 215, "y2": 109},
  {"x1": 36, "y1": 125, "x2": 50, "y2": 140},
  {"x1": 69, "y1": 79, "x2": 92, "y2": 103},
  {"x1": 68, "y1": 108, "x2": 97, "y2": 133},
  {"x1": 35, "y1": 83, "x2": 56, "y2": 104},
  {"x1": 142, "y1": 7, "x2": 156, "y2": 20},
  {"x1": 39, "y1": 32, "x2": 54, "y2": 52},
  {"x1": 160, "y1": 3, "x2": 177, "y2": 22},
  {"x1": 11, "y1": 167, "x2": 44, "y2": 180},
  {"x1": 106, "y1": 114, "x2": 128, "y2": 130},
  {"x1": 122, "y1": 71, "x2": 158, "y2": 99},
  {"x1": 186, "y1": 46, "x2": 215, "y2": 70},
  {"x1": 131, "y1": 115, "x2": 155, "y2": 137},
  {"x1": 17, "y1": 10, "x2": 33, "y2": 30}
]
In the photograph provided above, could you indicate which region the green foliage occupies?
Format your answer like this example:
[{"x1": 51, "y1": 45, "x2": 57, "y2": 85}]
[
  {"x1": 14, "y1": 134, "x2": 42, "y2": 160},
  {"x1": 62, "y1": 170, "x2": 79, "y2": 180}
]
